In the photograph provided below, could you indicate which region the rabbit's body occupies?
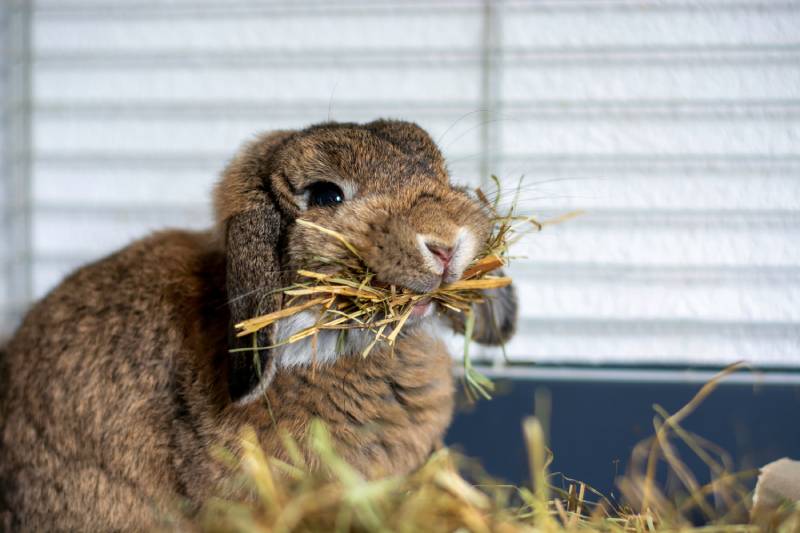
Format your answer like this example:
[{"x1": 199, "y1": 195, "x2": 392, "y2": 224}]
[
  {"x1": 0, "y1": 229, "x2": 453, "y2": 530},
  {"x1": 0, "y1": 120, "x2": 515, "y2": 531},
  {"x1": 1, "y1": 230, "x2": 224, "y2": 530}
]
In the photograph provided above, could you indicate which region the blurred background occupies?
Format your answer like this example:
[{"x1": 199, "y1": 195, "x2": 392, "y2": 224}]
[{"x1": 1, "y1": 0, "x2": 798, "y2": 494}]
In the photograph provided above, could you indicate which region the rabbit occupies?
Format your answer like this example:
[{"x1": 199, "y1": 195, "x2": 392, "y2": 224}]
[{"x1": 0, "y1": 119, "x2": 518, "y2": 531}]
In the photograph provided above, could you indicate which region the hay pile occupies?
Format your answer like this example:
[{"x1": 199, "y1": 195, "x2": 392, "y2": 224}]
[{"x1": 198, "y1": 366, "x2": 796, "y2": 532}]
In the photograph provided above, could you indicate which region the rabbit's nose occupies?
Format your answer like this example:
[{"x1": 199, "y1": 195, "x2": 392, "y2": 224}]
[
  {"x1": 416, "y1": 228, "x2": 476, "y2": 284},
  {"x1": 425, "y1": 243, "x2": 454, "y2": 269}
]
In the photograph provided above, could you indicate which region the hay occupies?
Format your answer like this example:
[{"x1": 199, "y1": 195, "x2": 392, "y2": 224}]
[
  {"x1": 234, "y1": 178, "x2": 579, "y2": 399},
  {"x1": 198, "y1": 364, "x2": 793, "y2": 532}
]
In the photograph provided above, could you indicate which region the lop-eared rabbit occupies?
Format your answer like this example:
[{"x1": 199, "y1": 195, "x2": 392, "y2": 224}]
[{"x1": 0, "y1": 120, "x2": 517, "y2": 531}]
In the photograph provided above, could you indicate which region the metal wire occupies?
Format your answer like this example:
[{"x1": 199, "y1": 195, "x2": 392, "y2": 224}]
[{"x1": 1, "y1": 0, "x2": 33, "y2": 334}]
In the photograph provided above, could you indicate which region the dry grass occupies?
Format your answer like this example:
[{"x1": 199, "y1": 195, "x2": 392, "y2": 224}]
[{"x1": 197, "y1": 364, "x2": 797, "y2": 533}]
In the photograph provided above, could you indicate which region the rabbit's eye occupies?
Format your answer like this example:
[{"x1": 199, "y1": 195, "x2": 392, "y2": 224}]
[{"x1": 307, "y1": 181, "x2": 345, "y2": 208}]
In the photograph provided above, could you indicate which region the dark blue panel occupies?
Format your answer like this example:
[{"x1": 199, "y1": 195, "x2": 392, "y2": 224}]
[{"x1": 446, "y1": 375, "x2": 800, "y2": 500}]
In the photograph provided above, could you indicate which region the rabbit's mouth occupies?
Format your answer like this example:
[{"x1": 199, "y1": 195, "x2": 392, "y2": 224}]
[
  {"x1": 409, "y1": 298, "x2": 434, "y2": 319},
  {"x1": 373, "y1": 296, "x2": 435, "y2": 324}
]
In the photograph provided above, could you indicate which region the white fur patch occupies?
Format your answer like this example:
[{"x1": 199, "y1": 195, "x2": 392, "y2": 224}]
[
  {"x1": 273, "y1": 310, "x2": 374, "y2": 368},
  {"x1": 339, "y1": 181, "x2": 358, "y2": 202},
  {"x1": 416, "y1": 234, "x2": 445, "y2": 276},
  {"x1": 236, "y1": 359, "x2": 277, "y2": 405},
  {"x1": 236, "y1": 310, "x2": 370, "y2": 405},
  {"x1": 447, "y1": 227, "x2": 477, "y2": 282}
]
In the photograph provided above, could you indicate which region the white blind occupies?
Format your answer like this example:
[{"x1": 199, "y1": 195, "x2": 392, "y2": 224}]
[{"x1": 1, "y1": 0, "x2": 798, "y2": 369}]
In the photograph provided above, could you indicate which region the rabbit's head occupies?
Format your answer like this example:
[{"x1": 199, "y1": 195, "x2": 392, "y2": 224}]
[{"x1": 215, "y1": 120, "x2": 516, "y2": 403}]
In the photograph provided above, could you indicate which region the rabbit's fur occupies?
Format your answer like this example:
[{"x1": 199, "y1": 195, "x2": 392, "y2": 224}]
[{"x1": 0, "y1": 119, "x2": 517, "y2": 531}]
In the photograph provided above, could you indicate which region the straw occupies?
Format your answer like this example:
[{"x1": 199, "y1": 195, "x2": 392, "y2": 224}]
[{"x1": 198, "y1": 365, "x2": 791, "y2": 532}]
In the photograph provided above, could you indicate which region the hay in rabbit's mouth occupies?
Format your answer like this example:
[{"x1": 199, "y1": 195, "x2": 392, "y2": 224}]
[{"x1": 233, "y1": 178, "x2": 581, "y2": 399}]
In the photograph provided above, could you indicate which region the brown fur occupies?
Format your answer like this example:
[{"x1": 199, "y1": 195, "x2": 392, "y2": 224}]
[{"x1": 0, "y1": 120, "x2": 516, "y2": 531}]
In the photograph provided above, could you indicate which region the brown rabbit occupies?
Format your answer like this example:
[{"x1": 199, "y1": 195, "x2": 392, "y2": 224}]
[{"x1": 0, "y1": 119, "x2": 517, "y2": 531}]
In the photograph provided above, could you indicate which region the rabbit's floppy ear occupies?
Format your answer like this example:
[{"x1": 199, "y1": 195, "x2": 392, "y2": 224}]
[{"x1": 214, "y1": 130, "x2": 296, "y2": 403}]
